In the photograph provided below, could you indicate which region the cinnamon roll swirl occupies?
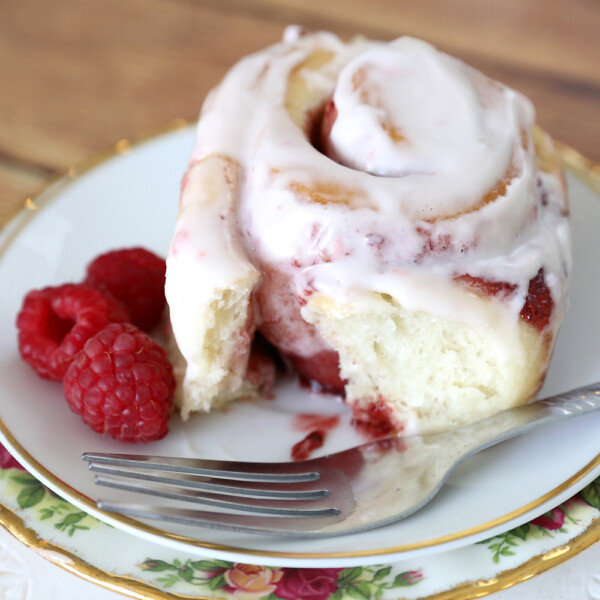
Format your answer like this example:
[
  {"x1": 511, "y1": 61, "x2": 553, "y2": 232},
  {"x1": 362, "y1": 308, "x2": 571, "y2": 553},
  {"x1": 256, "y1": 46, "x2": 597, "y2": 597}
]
[{"x1": 166, "y1": 28, "x2": 570, "y2": 434}]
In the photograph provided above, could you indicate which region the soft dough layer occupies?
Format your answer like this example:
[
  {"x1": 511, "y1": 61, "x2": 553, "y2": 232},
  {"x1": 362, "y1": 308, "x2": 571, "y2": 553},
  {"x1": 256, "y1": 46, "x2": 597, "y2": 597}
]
[
  {"x1": 166, "y1": 155, "x2": 261, "y2": 417},
  {"x1": 166, "y1": 29, "x2": 570, "y2": 433},
  {"x1": 304, "y1": 289, "x2": 548, "y2": 435}
]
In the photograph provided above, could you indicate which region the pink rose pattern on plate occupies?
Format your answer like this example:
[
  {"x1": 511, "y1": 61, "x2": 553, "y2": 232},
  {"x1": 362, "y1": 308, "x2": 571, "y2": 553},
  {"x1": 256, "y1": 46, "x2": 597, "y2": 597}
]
[
  {"x1": 479, "y1": 492, "x2": 600, "y2": 564},
  {"x1": 138, "y1": 559, "x2": 424, "y2": 599}
]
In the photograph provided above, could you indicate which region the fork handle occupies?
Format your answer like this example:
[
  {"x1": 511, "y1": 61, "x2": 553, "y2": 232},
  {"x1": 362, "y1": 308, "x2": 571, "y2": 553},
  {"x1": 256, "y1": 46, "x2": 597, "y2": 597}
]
[
  {"x1": 540, "y1": 381, "x2": 600, "y2": 416},
  {"x1": 440, "y1": 381, "x2": 600, "y2": 458}
]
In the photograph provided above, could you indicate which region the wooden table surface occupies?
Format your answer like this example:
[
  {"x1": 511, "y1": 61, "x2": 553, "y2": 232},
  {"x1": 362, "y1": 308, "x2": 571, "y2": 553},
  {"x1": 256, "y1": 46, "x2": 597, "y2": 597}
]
[{"x1": 0, "y1": 0, "x2": 598, "y2": 221}]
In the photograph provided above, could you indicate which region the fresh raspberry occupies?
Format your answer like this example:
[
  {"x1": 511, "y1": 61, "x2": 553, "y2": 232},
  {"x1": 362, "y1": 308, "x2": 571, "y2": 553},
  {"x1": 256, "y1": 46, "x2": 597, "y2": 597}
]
[
  {"x1": 84, "y1": 247, "x2": 166, "y2": 331},
  {"x1": 63, "y1": 322, "x2": 174, "y2": 442},
  {"x1": 17, "y1": 284, "x2": 130, "y2": 381}
]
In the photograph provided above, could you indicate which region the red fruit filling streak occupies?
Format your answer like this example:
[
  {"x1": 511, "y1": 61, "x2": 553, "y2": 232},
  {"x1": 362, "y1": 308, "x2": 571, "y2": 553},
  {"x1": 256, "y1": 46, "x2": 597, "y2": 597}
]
[
  {"x1": 315, "y1": 98, "x2": 337, "y2": 152},
  {"x1": 519, "y1": 269, "x2": 553, "y2": 331},
  {"x1": 293, "y1": 414, "x2": 340, "y2": 432},
  {"x1": 457, "y1": 268, "x2": 553, "y2": 332},
  {"x1": 455, "y1": 273, "x2": 517, "y2": 297},
  {"x1": 290, "y1": 413, "x2": 340, "y2": 461},
  {"x1": 351, "y1": 399, "x2": 397, "y2": 440},
  {"x1": 289, "y1": 350, "x2": 347, "y2": 395},
  {"x1": 291, "y1": 431, "x2": 325, "y2": 461}
]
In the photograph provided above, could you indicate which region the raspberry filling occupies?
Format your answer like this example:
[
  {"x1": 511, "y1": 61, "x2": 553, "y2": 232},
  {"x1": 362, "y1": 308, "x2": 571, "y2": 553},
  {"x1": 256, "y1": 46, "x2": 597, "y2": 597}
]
[
  {"x1": 288, "y1": 350, "x2": 346, "y2": 395},
  {"x1": 293, "y1": 413, "x2": 340, "y2": 432},
  {"x1": 457, "y1": 268, "x2": 553, "y2": 332},
  {"x1": 520, "y1": 269, "x2": 553, "y2": 331},
  {"x1": 351, "y1": 399, "x2": 398, "y2": 439},
  {"x1": 291, "y1": 430, "x2": 325, "y2": 461},
  {"x1": 290, "y1": 412, "x2": 341, "y2": 461},
  {"x1": 314, "y1": 98, "x2": 337, "y2": 154},
  {"x1": 455, "y1": 274, "x2": 517, "y2": 297},
  {"x1": 244, "y1": 344, "x2": 276, "y2": 392},
  {"x1": 251, "y1": 263, "x2": 347, "y2": 394}
]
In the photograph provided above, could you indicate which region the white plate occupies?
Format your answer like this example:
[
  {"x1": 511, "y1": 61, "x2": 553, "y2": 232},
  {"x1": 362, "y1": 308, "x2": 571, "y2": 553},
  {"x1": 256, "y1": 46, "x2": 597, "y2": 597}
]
[{"x1": 0, "y1": 125, "x2": 599, "y2": 568}]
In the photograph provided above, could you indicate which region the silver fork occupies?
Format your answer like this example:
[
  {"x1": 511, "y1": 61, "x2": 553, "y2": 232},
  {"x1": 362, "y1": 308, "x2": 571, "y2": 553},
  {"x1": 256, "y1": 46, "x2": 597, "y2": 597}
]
[{"x1": 83, "y1": 382, "x2": 600, "y2": 537}]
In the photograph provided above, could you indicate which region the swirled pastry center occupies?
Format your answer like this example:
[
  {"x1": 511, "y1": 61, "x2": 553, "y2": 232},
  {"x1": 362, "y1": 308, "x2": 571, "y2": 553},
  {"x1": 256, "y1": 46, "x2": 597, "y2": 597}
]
[{"x1": 327, "y1": 38, "x2": 522, "y2": 218}]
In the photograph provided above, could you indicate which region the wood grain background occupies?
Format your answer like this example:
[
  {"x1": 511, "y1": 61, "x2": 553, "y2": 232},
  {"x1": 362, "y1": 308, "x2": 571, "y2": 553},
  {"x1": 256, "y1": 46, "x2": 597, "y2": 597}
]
[{"x1": 0, "y1": 0, "x2": 598, "y2": 224}]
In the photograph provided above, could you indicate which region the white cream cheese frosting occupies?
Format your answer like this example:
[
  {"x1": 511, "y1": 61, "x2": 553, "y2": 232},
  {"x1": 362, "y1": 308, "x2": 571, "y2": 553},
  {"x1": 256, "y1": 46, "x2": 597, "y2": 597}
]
[{"x1": 166, "y1": 28, "x2": 570, "y2": 428}]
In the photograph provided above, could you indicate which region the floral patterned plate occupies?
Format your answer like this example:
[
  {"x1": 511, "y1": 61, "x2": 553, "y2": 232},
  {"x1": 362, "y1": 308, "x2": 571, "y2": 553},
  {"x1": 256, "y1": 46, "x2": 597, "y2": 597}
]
[
  {"x1": 0, "y1": 123, "x2": 599, "y2": 568},
  {"x1": 1, "y1": 443, "x2": 599, "y2": 600}
]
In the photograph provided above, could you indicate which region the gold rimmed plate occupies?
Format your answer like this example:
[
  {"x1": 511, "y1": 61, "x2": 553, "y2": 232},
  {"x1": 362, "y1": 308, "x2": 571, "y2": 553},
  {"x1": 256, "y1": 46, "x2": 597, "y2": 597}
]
[{"x1": 0, "y1": 123, "x2": 599, "y2": 568}]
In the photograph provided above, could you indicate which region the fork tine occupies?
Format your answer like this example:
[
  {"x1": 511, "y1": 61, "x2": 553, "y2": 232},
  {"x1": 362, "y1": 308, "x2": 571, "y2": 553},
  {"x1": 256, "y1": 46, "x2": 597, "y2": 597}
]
[
  {"x1": 82, "y1": 452, "x2": 319, "y2": 483},
  {"x1": 95, "y1": 501, "x2": 345, "y2": 536},
  {"x1": 94, "y1": 474, "x2": 340, "y2": 517},
  {"x1": 84, "y1": 383, "x2": 600, "y2": 537},
  {"x1": 88, "y1": 464, "x2": 329, "y2": 500}
]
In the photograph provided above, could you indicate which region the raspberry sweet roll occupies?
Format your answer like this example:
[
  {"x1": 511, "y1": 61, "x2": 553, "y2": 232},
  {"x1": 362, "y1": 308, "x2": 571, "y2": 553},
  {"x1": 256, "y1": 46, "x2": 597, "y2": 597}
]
[{"x1": 166, "y1": 29, "x2": 570, "y2": 434}]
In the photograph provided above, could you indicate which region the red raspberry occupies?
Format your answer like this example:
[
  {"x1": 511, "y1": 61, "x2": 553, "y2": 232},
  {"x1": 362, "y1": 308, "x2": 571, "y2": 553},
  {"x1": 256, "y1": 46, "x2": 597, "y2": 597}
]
[
  {"x1": 63, "y1": 323, "x2": 174, "y2": 442},
  {"x1": 84, "y1": 247, "x2": 166, "y2": 331},
  {"x1": 17, "y1": 284, "x2": 129, "y2": 381}
]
